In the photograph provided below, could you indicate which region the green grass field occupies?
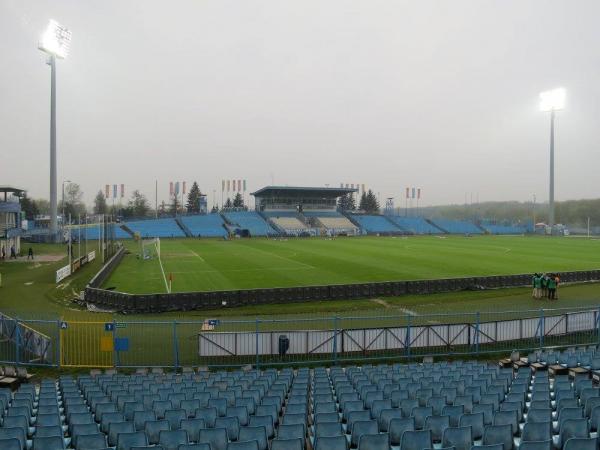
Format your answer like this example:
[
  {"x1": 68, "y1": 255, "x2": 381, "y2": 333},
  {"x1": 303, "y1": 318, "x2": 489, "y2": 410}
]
[
  {"x1": 3, "y1": 237, "x2": 600, "y2": 368},
  {"x1": 104, "y1": 235, "x2": 600, "y2": 294}
]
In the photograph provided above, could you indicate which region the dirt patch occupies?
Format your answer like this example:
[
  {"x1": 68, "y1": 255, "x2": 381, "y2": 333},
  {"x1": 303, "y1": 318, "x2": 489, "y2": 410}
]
[
  {"x1": 370, "y1": 298, "x2": 392, "y2": 308},
  {"x1": 3, "y1": 254, "x2": 65, "y2": 263}
]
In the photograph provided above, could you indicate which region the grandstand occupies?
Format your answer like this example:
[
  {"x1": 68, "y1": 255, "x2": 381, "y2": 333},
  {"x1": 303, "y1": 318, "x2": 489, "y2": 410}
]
[
  {"x1": 349, "y1": 213, "x2": 403, "y2": 235},
  {"x1": 223, "y1": 210, "x2": 278, "y2": 237},
  {"x1": 125, "y1": 218, "x2": 185, "y2": 238},
  {"x1": 429, "y1": 218, "x2": 484, "y2": 235},
  {"x1": 180, "y1": 213, "x2": 227, "y2": 238},
  {"x1": 0, "y1": 186, "x2": 23, "y2": 254},
  {"x1": 388, "y1": 216, "x2": 443, "y2": 235},
  {"x1": 252, "y1": 186, "x2": 357, "y2": 236}
]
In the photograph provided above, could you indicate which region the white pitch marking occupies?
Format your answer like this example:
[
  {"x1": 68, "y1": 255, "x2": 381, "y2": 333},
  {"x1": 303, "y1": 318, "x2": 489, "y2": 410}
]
[
  {"x1": 189, "y1": 250, "x2": 205, "y2": 262},
  {"x1": 246, "y1": 245, "x2": 316, "y2": 269}
]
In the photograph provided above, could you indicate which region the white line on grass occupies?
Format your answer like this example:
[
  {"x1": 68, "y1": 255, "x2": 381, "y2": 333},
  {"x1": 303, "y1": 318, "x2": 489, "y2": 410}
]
[
  {"x1": 247, "y1": 245, "x2": 316, "y2": 269},
  {"x1": 157, "y1": 251, "x2": 170, "y2": 293},
  {"x1": 189, "y1": 250, "x2": 205, "y2": 262}
]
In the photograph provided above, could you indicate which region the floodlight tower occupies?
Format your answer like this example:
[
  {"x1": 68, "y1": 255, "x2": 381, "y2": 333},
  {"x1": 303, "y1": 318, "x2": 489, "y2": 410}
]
[
  {"x1": 539, "y1": 88, "x2": 565, "y2": 228},
  {"x1": 39, "y1": 20, "x2": 72, "y2": 241}
]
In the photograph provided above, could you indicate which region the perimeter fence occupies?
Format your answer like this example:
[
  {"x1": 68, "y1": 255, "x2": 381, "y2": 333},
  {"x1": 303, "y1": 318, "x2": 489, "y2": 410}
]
[{"x1": 1, "y1": 306, "x2": 600, "y2": 369}]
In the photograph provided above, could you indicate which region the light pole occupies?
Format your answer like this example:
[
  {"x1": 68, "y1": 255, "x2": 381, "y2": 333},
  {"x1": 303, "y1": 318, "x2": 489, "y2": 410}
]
[
  {"x1": 39, "y1": 20, "x2": 72, "y2": 242},
  {"x1": 62, "y1": 180, "x2": 71, "y2": 226},
  {"x1": 539, "y1": 88, "x2": 565, "y2": 228}
]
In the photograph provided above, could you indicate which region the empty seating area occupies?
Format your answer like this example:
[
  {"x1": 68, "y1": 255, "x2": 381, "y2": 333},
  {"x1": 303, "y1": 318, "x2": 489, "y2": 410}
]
[
  {"x1": 429, "y1": 219, "x2": 483, "y2": 235},
  {"x1": 349, "y1": 214, "x2": 402, "y2": 234},
  {"x1": 180, "y1": 214, "x2": 227, "y2": 238},
  {"x1": 5, "y1": 356, "x2": 600, "y2": 450},
  {"x1": 302, "y1": 211, "x2": 358, "y2": 233},
  {"x1": 483, "y1": 224, "x2": 527, "y2": 235},
  {"x1": 263, "y1": 212, "x2": 309, "y2": 233},
  {"x1": 124, "y1": 219, "x2": 185, "y2": 238},
  {"x1": 223, "y1": 212, "x2": 277, "y2": 237},
  {"x1": 387, "y1": 217, "x2": 442, "y2": 235},
  {"x1": 4, "y1": 354, "x2": 600, "y2": 449}
]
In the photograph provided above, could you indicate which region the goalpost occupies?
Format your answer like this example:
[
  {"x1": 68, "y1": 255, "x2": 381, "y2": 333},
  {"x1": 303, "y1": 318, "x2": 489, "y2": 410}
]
[{"x1": 140, "y1": 237, "x2": 161, "y2": 260}]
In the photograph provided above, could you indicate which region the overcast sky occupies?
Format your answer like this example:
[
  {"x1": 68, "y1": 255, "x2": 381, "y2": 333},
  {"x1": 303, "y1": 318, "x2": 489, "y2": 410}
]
[{"x1": 1, "y1": 0, "x2": 599, "y2": 209}]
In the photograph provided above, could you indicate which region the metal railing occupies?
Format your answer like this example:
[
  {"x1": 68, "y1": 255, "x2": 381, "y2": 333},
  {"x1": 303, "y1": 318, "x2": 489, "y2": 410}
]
[{"x1": 1, "y1": 306, "x2": 599, "y2": 369}]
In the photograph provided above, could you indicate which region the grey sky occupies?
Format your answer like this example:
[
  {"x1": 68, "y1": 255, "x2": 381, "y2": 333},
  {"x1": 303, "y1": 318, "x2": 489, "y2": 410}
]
[{"x1": 1, "y1": 0, "x2": 599, "y2": 209}]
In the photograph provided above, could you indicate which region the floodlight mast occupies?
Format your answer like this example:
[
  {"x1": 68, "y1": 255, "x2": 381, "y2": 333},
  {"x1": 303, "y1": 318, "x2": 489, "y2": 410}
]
[
  {"x1": 39, "y1": 20, "x2": 71, "y2": 241},
  {"x1": 539, "y1": 88, "x2": 565, "y2": 228}
]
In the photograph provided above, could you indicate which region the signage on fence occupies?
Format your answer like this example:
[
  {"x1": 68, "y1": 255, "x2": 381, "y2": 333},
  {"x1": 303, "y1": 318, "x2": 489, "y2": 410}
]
[
  {"x1": 72, "y1": 258, "x2": 81, "y2": 272},
  {"x1": 116, "y1": 322, "x2": 126, "y2": 329},
  {"x1": 60, "y1": 321, "x2": 68, "y2": 330},
  {"x1": 88, "y1": 250, "x2": 96, "y2": 262},
  {"x1": 104, "y1": 323, "x2": 114, "y2": 332},
  {"x1": 56, "y1": 265, "x2": 71, "y2": 284}
]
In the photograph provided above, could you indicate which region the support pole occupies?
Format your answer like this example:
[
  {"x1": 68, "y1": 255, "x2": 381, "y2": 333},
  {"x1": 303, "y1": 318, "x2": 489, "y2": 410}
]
[
  {"x1": 549, "y1": 109, "x2": 555, "y2": 227},
  {"x1": 49, "y1": 56, "x2": 58, "y2": 241}
]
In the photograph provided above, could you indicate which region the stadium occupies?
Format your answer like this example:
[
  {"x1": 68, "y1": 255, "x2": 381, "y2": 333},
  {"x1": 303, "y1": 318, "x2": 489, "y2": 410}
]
[{"x1": 2, "y1": 2, "x2": 600, "y2": 450}]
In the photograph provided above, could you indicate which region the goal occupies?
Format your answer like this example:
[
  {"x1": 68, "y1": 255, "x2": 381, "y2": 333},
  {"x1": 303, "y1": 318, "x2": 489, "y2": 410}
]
[{"x1": 140, "y1": 237, "x2": 161, "y2": 260}]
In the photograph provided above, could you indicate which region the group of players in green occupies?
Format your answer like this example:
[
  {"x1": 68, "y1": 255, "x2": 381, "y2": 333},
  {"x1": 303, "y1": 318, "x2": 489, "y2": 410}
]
[{"x1": 532, "y1": 273, "x2": 560, "y2": 300}]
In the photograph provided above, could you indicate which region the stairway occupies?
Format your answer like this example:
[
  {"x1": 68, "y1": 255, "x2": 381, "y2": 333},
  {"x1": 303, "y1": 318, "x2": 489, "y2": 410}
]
[
  {"x1": 426, "y1": 219, "x2": 448, "y2": 234},
  {"x1": 119, "y1": 223, "x2": 135, "y2": 237},
  {"x1": 175, "y1": 217, "x2": 193, "y2": 237}
]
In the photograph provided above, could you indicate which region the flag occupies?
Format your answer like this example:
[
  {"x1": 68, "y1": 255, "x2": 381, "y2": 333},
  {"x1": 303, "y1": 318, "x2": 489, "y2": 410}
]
[
  {"x1": 120, "y1": 184, "x2": 125, "y2": 198},
  {"x1": 113, "y1": 184, "x2": 117, "y2": 199},
  {"x1": 105, "y1": 185, "x2": 109, "y2": 198},
  {"x1": 340, "y1": 183, "x2": 343, "y2": 188},
  {"x1": 182, "y1": 181, "x2": 186, "y2": 195},
  {"x1": 237, "y1": 180, "x2": 241, "y2": 192},
  {"x1": 417, "y1": 188, "x2": 421, "y2": 199},
  {"x1": 227, "y1": 180, "x2": 230, "y2": 192},
  {"x1": 221, "y1": 180, "x2": 225, "y2": 192},
  {"x1": 243, "y1": 179, "x2": 247, "y2": 191},
  {"x1": 232, "y1": 179, "x2": 236, "y2": 191},
  {"x1": 361, "y1": 184, "x2": 365, "y2": 193},
  {"x1": 412, "y1": 187, "x2": 416, "y2": 199},
  {"x1": 406, "y1": 187, "x2": 410, "y2": 199},
  {"x1": 169, "y1": 182, "x2": 173, "y2": 196},
  {"x1": 345, "y1": 183, "x2": 349, "y2": 188},
  {"x1": 351, "y1": 184, "x2": 354, "y2": 189}
]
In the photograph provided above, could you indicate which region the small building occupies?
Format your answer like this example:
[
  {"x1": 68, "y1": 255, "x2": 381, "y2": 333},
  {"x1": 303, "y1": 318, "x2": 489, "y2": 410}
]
[{"x1": 0, "y1": 186, "x2": 24, "y2": 256}]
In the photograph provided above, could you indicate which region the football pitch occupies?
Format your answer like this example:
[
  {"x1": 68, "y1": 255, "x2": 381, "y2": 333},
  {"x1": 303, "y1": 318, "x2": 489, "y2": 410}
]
[{"x1": 103, "y1": 235, "x2": 600, "y2": 294}]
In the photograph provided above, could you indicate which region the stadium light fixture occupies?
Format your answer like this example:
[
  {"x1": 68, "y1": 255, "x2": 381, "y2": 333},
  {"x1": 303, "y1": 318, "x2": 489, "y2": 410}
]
[
  {"x1": 39, "y1": 20, "x2": 71, "y2": 241},
  {"x1": 539, "y1": 87, "x2": 565, "y2": 228},
  {"x1": 539, "y1": 87, "x2": 566, "y2": 112},
  {"x1": 39, "y1": 20, "x2": 72, "y2": 59}
]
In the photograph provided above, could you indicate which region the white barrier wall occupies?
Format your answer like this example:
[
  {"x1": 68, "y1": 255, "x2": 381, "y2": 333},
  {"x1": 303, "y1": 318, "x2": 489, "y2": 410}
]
[{"x1": 198, "y1": 310, "x2": 598, "y2": 357}]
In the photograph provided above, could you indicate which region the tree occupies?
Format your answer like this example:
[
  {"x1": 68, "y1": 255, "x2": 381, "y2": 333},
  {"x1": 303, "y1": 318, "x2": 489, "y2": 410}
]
[
  {"x1": 224, "y1": 198, "x2": 233, "y2": 208},
  {"x1": 158, "y1": 201, "x2": 167, "y2": 216},
  {"x1": 364, "y1": 190, "x2": 380, "y2": 214},
  {"x1": 129, "y1": 190, "x2": 150, "y2": 217},
  {"x1": 62, "y1": 183, "x2": 86, "y2": 219},
  {"x1": 186, "y1": 182, "x2": 202, "y2": 213},
  {"x1": 19, "y1": 193, "x2": 39, "y2": 220},
  {"x1": 34, "y1": 198, "x2": 50, "y2": 215},
  {"x1": 93, "y1": 190, "x2": 108, "y2": 215},
  {"x1": 233, "y1": 192, "x2": 244, "y2": 208},
  {"x1": 359, "y1": 192, "x2": 368, "y2": 211},
  {"x1": 338, "y1": 193, "x2": 356, "y2": 211},
  {"x1": 169, "y1": 195, "x2": 180, "y2": 216}
]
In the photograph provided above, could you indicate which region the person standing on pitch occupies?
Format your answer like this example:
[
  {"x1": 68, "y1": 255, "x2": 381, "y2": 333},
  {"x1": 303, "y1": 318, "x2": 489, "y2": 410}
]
[
  {"x1": 547, "y1": 274, "x2": 557, "y2": 300},
  {"x1": 532, "y1": 273, "x2": 539, "y2": 299},
  {"x1": 27, "y1": 247, "x2": 34, "y2": 260},
  {"x1": 534, "y1": 273, "x2": 543, "y2": 299},
  {"x1": 554, "y1": 274, "x2": 560, "y2": 300},
  {"x1": 541, "y1": 273, "x2": 548, "y2": 299}
]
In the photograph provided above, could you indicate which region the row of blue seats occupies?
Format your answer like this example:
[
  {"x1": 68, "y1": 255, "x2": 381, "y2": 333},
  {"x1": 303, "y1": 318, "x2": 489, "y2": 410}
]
[
  {"x1": 180, "y1": 215, "x2": 227, "y2": 238},
  {"x1": 223, "y1": 212, "x2": 277, "y2": 237}
]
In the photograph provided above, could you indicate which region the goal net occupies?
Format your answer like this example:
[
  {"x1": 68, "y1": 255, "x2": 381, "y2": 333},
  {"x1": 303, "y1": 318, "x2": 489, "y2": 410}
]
[{"x1": 140, "y1": 237, "x2": 161, "y2": 260}]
